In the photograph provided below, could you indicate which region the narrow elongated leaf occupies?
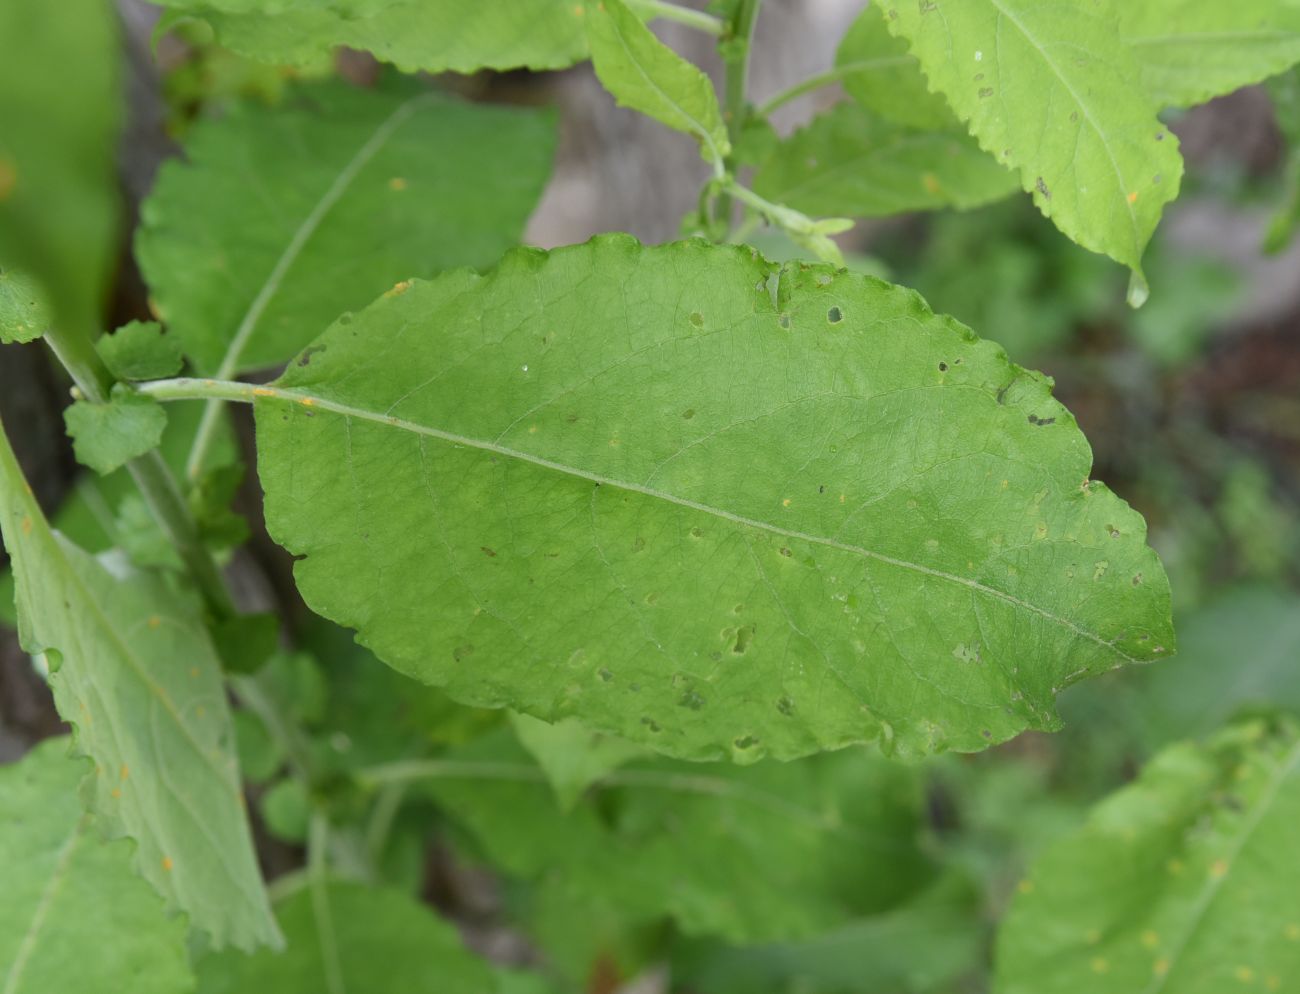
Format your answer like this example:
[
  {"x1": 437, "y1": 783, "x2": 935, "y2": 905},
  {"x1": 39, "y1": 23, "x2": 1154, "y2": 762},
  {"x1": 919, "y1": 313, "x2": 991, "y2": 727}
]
[
  {"x1": 996, "y1": 718, "x2": 1300, "y2": 994},
  {"x1": 0, "y1": 739, "x2": 194, "y2": 994},
  {"x1": 153, "y1": 0, "x2": 593, "y2": 74},
  {"x1": 836, "y1": 6, "x2": 953, "y2": 131},
  {"x1": 586, "y1": 0, "x2": 730, "y2": 166},
  {"x1": 137, "y1": 81, "x2": 555, "y2": 375},
  {"x1": 753, "y1": 103, "x2": 1018, "y2": 218},
  {"x1": 882, "y1": 0, "x2": 1183, "y2": 298},
  {"x1": 1120, "y1": 1, "x2": 1300, "y2": 108},
  {"x1": 254, "y1": 236, "x2": 1172, "y2": 762},
  {"x1": 423, "y1": 728, "x2": 933, "y2": 942},
  {"x1": 196, "y1": 881, "x2": 495, "y2": 993},
  {"x1": 0, "y1": 420, "x2": 279, "y2": 950}
]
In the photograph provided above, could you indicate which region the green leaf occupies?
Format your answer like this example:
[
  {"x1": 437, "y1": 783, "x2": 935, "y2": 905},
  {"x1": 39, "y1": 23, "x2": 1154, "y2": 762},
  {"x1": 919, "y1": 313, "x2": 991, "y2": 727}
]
[
  {"x1": 424, "y1": 728, "x2": 934, "y2": 942},
  {"x1": 137, "y1": 80, "x2": 556, "y2": 375},
  {"x1": 0, "y1": 0, "x2": 121, "y2": 338},
  {"x1": 260, "y1": 779, "x2": 311, "y2": 843},
  {"x1": 254, "y1": 236, "x2": 1172, "y2": 762},
  {"x1": 0, "y1": 269, "x2": 52, "y2": 344},
  {"x1": 64, "y1": 387, "x2": 169, "y2": 475},
  {"x1": 0, "y1": 739, "x2": 195, "y2": 994},
  {"x1": 1119, "y1": 1, "x2": 1300, "y2": 108},
  {"x1": 881, "y1": 0, "x2": 1183, "y2": 297},
  {"x1": 995, "y1": 717, "x2": 1300, "y2": 994},
  {"x1": 753, "y1": 103, "x2": 1019, "y2": 218},
  {"x1": 195, "y1": 881, "x2": 496, "y2": 993},
  {"x1": 836, "y1": 6, "x2": 954, "y2": 131},
  {"x1": 97, "y1": 320, "x2": 185, "y2": 380},
  {"x1": 586, "y1": 0, "x2": 730, "y2": 166},
  {"x1": 153, "y1": 0, "x2": 593, "y2": 74},
  {"x1": 510, "y1": 712, "x2": 645, "y2": 810},
  {"x1": 1265, "y1": 68, "x2": 1300, "y2": 254},
  {"x1": 0, "y1": 421, "x2": 279, "y2": 950}
]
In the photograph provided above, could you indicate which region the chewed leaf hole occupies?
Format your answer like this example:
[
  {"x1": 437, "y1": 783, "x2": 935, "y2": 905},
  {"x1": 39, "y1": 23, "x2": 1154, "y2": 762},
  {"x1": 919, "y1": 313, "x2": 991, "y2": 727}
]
[{"x1": 827, "y1": 306, "x2": 844, "y2": 324}]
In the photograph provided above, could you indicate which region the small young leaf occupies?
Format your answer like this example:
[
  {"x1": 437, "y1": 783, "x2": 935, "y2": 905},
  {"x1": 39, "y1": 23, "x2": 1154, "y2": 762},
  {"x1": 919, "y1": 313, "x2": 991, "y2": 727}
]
[
  {"x1": 64, "y1": 386, "x2": 168, "y2": 475},
  {"x1": 1120, "y1": 1, "x2": 1300, "y2": 109},
  {"x1": 0, "y1": 421, "x2": 280, "y2": 950},
  {"x1": 259, "y1": 779, "x2": 311, "y2": 844},
  {"x1": 97, "y1": 320, "x2": 184, "y2": 380},
  {"x1": 836, "y1": 6, "x2": 954, "y2": 131},
  {"x1": 996, "y1": 717, "x2": 1300, "y2": 994},
  {"x1": 882, "y1": 0, "x2": 1183, "y2": 296},
  {"x1": 0, "y1": 269, "x2": 52, "y2": 344},
  {"x1": 510, "y1": 712, "x2": 645, "y2": 810},
  {"x1": 0, "y1": 739, "x2": 194, "y2": 994},
  {"x1": 586, "y1": 0, "x2": 730, "y2": 166},
  {"x1": 195, "y1": 881, "x2": 497, "y2": 993},
  {"x1": 753, "y1": 103, "x2": 1018, "y2": 218},
  {"x1": 254, "y1": 236, "x2": 1172, "y2": 762},
  {"x1": 137, "y1": 80, "x2": 556, "y2": 375}
]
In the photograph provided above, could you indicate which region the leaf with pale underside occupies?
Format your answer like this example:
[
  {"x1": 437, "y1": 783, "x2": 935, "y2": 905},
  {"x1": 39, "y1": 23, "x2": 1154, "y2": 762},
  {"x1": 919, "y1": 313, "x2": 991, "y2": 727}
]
[
  {"x1": 136, "y1": 80, "x2": 555, "y2": 375},
  {"x1": 152, "y1": 0, "x2": 594, "y2": 74},
  {"x1": 1119, "y1": 0, "x2": 1300, "y2": 109},
  {"x1": 995, "y1": 717, "x2": 1300, "y2": 994},
  {"x1": 836, "y1": 5, "x2": 953, "y2": 131},
  {"x1": 881, "y1": 0, "x2": 1183, "y2": 301},
  {"x1": 586, "y1": 0, "x2": 730, "y2": 166},
  {"x1": 753, "y1": 103, "x2": 1018, "y2": 218},
  {"x1": 253, "y1": 235, "x2": 1172, "y2": 763},
  {"x1": 0, "y1": 419, "x2": 279, "y2": 950},
  {"x1": 0, "y1": 738, "x2": 194, "y2": 994}
]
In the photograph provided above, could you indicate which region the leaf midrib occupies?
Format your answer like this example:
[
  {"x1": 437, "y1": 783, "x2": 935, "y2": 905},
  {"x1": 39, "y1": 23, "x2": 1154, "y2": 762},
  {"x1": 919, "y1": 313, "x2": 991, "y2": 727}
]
[
  {"x1": 256, "y1": 383, "x2": 1137, "y2": 663},
  {"x1": 1, "y1": 820, "x2": 83, "y2": 994}
]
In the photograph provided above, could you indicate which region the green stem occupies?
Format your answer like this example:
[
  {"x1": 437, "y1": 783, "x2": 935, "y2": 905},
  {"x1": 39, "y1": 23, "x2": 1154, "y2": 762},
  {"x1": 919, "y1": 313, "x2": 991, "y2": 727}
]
[
  {"x1": 43, "y1": 328, "x2": 235, "y2": 621},
  {"x1": 625, "y1": 0, "x2": 724, "y2": 35},
  {"x1": 308, "y1": 813, "x2": 347, "y2": 994},
  {"x1": 712, "y1": 0, "x2": 763, "y2": 235},
  {"x1": 757, "y1": 58, "x2": 901, "y2": 116}
]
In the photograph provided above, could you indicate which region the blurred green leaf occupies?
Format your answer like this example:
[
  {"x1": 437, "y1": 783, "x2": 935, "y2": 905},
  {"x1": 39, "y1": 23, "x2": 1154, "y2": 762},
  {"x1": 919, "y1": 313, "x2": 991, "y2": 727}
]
[
  {"x1": 509, "y1": 712, "x2": 645, "y2": 811},
  {"x1": 836, "y1": 6, "x2": 953, "y2": 131},
  {"x1": 0, "y1": 269, "x2": 52, "y2": 344}
]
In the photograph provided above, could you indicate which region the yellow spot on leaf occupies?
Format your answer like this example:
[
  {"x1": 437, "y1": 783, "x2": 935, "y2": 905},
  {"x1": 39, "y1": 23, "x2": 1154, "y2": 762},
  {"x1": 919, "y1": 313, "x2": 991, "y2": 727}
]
[
  {"x1": 782, "y1": 499, "x2": 791, "y2": 508},
  {"x1": 609, "y1": 438, "x2": 620, "y2": 447},
  {"x1": 839, "y1": 493, "x2": 846, "y2": 503},
  {"x1": 20, "y1": 515, "x2": 31, "y2": 535},
  {"x1": 922, "y1": 172, "x2": 941, "y2": 194},
  {"x1": 1267, "y1": 975, "x2": 1281, "y2": 991},
  {"x1": 299, "y1": 396, "x2": 315, "y2": 407},
  {"x1": 111, "y1": 787, "x2": 122, "y2": 799},
  {"x1": 1091, "y1": 957, "x2": 1109, "y2": 975},
  {"x1": 252, "y1": 387, "x2": 276, "y2": 397},
  {"x1": 162, "y1": 856, "x2": 174, "y2": 872},
  {"x1": 1128, "y1": 191, "x2": 1139, "y2": 203},
  {"x1": 1210, "y1": 859, "x2": 1229, "y2": 879},
  {"x1": 119, "y1": 764, "x2": 129, "y2": 781},
  {"x1": 1167, "y1": 858, "x2": 1184, "y2": 875},
  {"x1": 386, "y1": 280, "x2": 412, "y2": 297},
  {"x1": 148, "y1": 616, "x2": 161, "y2": 630},
  {"x1": 0, "y1": 157, "x2": 16, "y2": 200},
  {"x1": 1017, "y1": 879, "x2": 1034, "y2": 895},
  {"x1": 1236, "y1": 966, "x2": 1255, "y2": 983},
  {"x1": 388, "y1": 177, "x2": 408, "y2": 191},
  {"x1": 528, "y1": 425, "x2": 539, "y2": 434},
  {"x1": 1284, "y1": 922, "x2": 1300, "y2": 941},
  {"x1": 1154, "y1": 958, "x2": 1169, "y2": 976},
  {"x1": 1141, "y1": 930, "x2": 1159, "y2": 949},
  {"x1": 189, "y1": 667, "x2": 200, "y2": 679}
]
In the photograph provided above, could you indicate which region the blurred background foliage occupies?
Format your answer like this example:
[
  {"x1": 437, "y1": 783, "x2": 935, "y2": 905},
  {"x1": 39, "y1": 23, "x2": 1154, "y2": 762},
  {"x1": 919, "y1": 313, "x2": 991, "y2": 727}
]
[{"x1": 1, "y1": 2, "x2": 1298, "y2": 992}]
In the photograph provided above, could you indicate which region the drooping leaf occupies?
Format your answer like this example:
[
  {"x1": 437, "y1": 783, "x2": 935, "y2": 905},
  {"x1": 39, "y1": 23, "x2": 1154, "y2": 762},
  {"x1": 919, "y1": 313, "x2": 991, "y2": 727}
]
[
  {"x1": 881, "y1": 0, "x2": 1183, "y2": 299},
  {"x1": 137, "y1": 80, "x2": 556, "y2": 375},
  {"x1": 1119, "y1": 1, "x2": 1300, "y2": 109},
  {"x1": 0, "y1": 420, "x2": 279, "y2": 950},
  {"x1": 0, "y1": 0, "x2": 121, "y2": 338},
  {"x1": 0, "y1": 738, "x2": 195, "y2": 994},
  {"x1": 152, "y1": 0, "x2": 594, "y2": 74},
  {"x1": 995, "y1": 717, "x2": 1300, "y2": 994},
  {"x1": 510, "y1": 712, "x2": 645, "y2": 810},
  {"x1": 195, "y1": 881, "x2": 496, "y2": 993},
  {"x1": 254, "y1": 236, "x2": 1172, "y2": 762},
  {"x1": 835, "y1": 6, "x2": 953, "y2": 131},
  {"x1": 423, "y1": 727, "x2": 934, "y2": 943},
  {"x1": 586, "y1": 0, "x2": 730, "y2": 166},
  {"x1": 97, "y1": 320, "x2": 185, "y2": 381},
  {"x1": 64, "y1": 387, "x2": 169, "y2": 476},
  {"x1": 0, "y1": 269, "x2": 52, "y2": 344},
  {"x1": 753, "y1": 103, "x2": 1018, "y2": 218}
]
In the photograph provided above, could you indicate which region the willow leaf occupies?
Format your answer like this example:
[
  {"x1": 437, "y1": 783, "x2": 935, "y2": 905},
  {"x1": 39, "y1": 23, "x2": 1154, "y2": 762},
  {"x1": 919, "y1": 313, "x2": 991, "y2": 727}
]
[
  {"x1": 881, "y1": 0, "x2": 1183, "y2": 299},
  {"x1": 249, "y1": 236, "x2": 1171, "y2": 762},
  {"x1": 0, "y1": 739, "x2": 194, "y2": 994},
  {"x1": 1120, "y1": 1, "x2": 1300, "y2": 108},
  {"x1": 753, "y1": 103, "x2": 1018, "y2": 218},
  {"x1": 137, "y1": 81, "x2": 555, "y2": 375},
  {"x1": 996, "y1": 717, "x2": 1300, "y2": 994},
  {"x1": 0, "y1": 419, "x2": 279, "y2": 950}
]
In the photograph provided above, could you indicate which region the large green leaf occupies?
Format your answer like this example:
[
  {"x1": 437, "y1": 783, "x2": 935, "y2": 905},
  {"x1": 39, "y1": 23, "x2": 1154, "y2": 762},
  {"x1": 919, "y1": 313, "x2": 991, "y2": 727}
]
[
  {"x1": 1120, "y1": 1, "x2": 1300, "y2": 108},
  {"x1": 0, "y1": 738, "x2": 194, "y2": 994},
  {"x1": 153, "y1": 0, "x2": 593, "y2": 73},
  {"x1": 0, "y1": 420, "x2": 278, "y2": 950},
  {"x1": 136, "y1": 80, "x2": 555, "y2": 376},
  {"x1": 421, "y1": 727, "x2": 934, "y2": 943},
  {"x1": 0, "y1": 0, "x2": 120, "y2": 338},
  {"x1": 835, "y1": 5, "x2": 954, "y2": 131},
  {"x1": 882, "y1": 0, "x2": 1183, "y2": 300},
  {"x1": 753, "y1": 103, "x2": 1018, "y2": 218},
  {"x1": 995, "y1": 717, "x2": 1300, "y2": 994},
  {"x1": 586, "y1": 0, "x2": 730, "y2": 167},
  {"x1": 195, "y1": 881, "x2": 496, "y2": 993},
  {"x1": 252, "y1": 236, "x2": 1172, "y2": 761}
]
